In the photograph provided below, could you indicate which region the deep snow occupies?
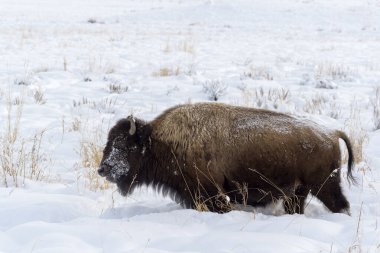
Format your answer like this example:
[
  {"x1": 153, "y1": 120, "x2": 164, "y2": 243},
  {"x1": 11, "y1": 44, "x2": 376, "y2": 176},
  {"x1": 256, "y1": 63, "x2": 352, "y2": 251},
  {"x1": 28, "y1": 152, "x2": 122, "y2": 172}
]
[{"x1": 1, "y1": 0, "x2": 380, "y2": 252}]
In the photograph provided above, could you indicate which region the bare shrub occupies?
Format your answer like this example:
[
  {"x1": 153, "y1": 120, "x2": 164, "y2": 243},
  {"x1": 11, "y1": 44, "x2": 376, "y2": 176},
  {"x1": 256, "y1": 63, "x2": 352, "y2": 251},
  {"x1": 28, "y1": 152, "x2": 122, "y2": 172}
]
[
  {"x1": 83, "y1": 76, "x2": 92, "y2": 82},
  {"x1": 63, "y1": 57, "x2": 68, "y2": 71},
  {"x1": 14, "y1": 76, "x2": 32, "y2": 86},
  {"x1": 201, "y1": 80, "x2": 228, "y2": 101},
  {"x1": 33, "y1": 87, "x2": 46, "y2": 104},
  {"x1": 315, "y1": 79, "x2": 338, "y2": 89},
  {"x1": 183, "y1": 63, "x2": 197, "y2": 76},
  {"x1": 87, "y1": 17, "x2": 104, "y2": 24},
  {"x1": 33, "y1": 66, "x2": 50, "y2": 73},
  {"x1": 108, "y1": 82, "x2": 128, "y2": 94},
  {"x1": 70, "y1": 117, "x2": 82, "y2": 132}
]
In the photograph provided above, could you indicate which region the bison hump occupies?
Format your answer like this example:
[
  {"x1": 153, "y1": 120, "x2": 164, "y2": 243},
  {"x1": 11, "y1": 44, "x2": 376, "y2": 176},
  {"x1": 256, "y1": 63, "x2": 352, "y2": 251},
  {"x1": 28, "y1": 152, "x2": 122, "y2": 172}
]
[{"x1": 151, "y1": 103, "x2": 335, "y2": 150}]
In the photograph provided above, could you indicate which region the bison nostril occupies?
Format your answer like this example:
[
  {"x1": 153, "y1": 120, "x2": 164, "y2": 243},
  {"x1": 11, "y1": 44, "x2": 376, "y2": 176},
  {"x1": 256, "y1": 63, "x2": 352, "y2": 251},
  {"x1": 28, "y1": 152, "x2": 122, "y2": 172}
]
[{"x1": 98, "y1": 165, "x2": 108, "y2": 176}]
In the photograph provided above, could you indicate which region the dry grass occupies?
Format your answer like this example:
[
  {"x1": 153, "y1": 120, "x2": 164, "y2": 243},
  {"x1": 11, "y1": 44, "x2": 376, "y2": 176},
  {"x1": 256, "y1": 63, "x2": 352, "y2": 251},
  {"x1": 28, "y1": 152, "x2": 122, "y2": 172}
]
[
  {"x1": 73, "y1": 97, "x2": 91, "y2": 107},
  {"x1": 170, "y1": 152, "x2": 232, "y2": 212},
  {"x1": 303, "y1": 94, "x2": 327, "y2": 115},
  {"x1": 79, "y1": 140, "x2": 108, "y2": 191},
  {"x1": 348, "y1": 202, "x2": 363, "y2": 253},
  {"x1": 370, "y1": 86, "x2": 380, "y2": 130},
  {"x1": 91, "y1": 98, "x2": 117, "y2": 114},
  {"x1": 163, "y1": 39, "x2": 195, "y2": 55},
  {"x1": 344, "y1": 106, "x2": 368, "y2": 164},
  {"x1": 153, "y1": 66, "x2": 181, "y2": 77},
  {"x1": 172, "y1": 156, "x2": 299, "y2": 213},
  {"x1": 326, "y1": 102, "x2": 342, "y2": 119},
  {"x1": 179, "y1": 40, "x2": 195, "y2": 54},
  {"x1": 1, "y1": 95, "x2": 24, "y2": 186},
  {"x1": 12, "y1": 96, "x2": 24, "y2": 106},
  {"x1": 348, "y1": 128, "x2": 367, "y2": 165},
  {"x1": 73, "y1": 97, "x2": 117, "y2": 114},
  {"x1": 29, "y1": 130, "x2": 49, "y2": 181},
  {"x1": 77, "y1": 119, "x2": 111, "y2": 191},
  {"x1": 0, "y1": 94, "x2": 49, "y2": 187},
  {"x1": 86, "y1": 55, "x2": 118, "y2": 74},
  {"x1": 242, "y1": 66, "x2": 274, "y2": 81},
  {"x1": 302, "y1": 93, "x2": 342, "y2": 119},
  {"x1": 315, "y1": 62, "x2": 356, "y2": 82},
  {"x1": 242, "y1": 87, "x2": 290, "y2": 110}
]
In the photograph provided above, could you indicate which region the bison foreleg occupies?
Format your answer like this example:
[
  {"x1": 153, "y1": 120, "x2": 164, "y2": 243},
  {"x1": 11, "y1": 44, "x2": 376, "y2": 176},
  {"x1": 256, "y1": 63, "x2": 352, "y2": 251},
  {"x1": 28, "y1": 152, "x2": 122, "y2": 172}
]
[
  {"x1": 283, "y1": 185, "x2": 309, "y2": 214},
  {"x1": 192, "y1": 190, "x2": 232, "y2": 213}
]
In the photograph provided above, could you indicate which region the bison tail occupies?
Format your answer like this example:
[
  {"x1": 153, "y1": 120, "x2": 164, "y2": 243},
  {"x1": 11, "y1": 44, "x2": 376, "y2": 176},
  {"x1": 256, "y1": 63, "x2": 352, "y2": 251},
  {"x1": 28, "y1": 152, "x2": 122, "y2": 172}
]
[{"x1": 337, "y1": 130, "x2": 356, "y2": 185}]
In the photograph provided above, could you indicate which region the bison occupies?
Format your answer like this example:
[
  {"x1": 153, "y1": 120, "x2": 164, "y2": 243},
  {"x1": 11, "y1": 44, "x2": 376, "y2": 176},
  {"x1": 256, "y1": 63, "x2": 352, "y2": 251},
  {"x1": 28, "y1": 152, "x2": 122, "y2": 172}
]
[{"x1": 98, "y1": 102, "x2": 354, "y2": 214}]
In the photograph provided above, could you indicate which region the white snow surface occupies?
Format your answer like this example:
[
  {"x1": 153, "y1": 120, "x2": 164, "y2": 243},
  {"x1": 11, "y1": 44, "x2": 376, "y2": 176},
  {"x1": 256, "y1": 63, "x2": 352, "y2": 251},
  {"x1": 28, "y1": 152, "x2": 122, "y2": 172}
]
[{"x1": 1, "y1": 0, "x2": 380, "y2": 252}]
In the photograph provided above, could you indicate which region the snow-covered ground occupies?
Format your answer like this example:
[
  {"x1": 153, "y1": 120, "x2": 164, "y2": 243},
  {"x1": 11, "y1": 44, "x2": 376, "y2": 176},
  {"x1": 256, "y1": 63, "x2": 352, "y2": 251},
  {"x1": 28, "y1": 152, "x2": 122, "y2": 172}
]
[{"x1": 1, "y1": 0, "x2": 380, "y2": 252}]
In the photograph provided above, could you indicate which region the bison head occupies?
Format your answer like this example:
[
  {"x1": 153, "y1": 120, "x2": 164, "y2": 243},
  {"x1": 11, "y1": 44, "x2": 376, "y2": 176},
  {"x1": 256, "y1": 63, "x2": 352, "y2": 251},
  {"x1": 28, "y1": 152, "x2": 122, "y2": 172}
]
[{"x1": 98, "y1": 116, "x2": 151, "y2": 188}]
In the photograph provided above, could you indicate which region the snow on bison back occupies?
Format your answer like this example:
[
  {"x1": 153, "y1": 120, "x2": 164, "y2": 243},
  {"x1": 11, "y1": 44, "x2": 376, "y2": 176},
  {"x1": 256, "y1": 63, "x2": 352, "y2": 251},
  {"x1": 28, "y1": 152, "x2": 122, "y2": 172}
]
[{"x1": 98, "y1": 102, "x2": 354, "y2": 214}]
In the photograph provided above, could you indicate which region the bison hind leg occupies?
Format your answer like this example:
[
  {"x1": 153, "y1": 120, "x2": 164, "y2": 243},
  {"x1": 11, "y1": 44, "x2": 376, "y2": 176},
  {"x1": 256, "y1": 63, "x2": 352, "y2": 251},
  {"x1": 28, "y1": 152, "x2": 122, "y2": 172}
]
[
  {"x1": 310, "y1": 174, "x2": 350, "y2": 214},
  {"x1": 283, "y1": 185, "x2": 309, "y2": 214}
]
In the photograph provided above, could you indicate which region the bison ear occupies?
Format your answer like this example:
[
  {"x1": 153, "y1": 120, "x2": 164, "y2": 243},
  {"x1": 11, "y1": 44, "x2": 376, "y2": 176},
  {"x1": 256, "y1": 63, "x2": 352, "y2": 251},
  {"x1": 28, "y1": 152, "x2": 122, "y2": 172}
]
[
  {"x1": 137, "y1": 123, "x2": 152, "y2": 145},
  {"x1": 126, "y1": 116, "x2": 151, "y2": 144}
]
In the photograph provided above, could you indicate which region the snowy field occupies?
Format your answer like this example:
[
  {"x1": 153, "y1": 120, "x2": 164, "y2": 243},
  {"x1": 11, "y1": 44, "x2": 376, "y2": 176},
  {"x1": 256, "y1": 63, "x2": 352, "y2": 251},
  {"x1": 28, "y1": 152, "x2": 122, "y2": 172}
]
[{"x1": 1, "y1": 0, "x2": 380, "y2": 252}]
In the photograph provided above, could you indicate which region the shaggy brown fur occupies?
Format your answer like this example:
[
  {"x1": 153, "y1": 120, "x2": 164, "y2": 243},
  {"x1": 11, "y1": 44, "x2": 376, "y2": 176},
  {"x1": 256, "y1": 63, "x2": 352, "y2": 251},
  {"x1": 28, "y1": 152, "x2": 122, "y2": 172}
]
[{"x1": 98, "y1": 103, "x2": 354, "y2": 214}]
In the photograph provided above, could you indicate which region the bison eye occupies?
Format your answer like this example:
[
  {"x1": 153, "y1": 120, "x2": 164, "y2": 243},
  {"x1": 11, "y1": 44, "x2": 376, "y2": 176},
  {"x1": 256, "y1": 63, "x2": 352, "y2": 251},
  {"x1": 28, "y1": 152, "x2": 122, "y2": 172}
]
[
  {"x1": 112, "y1": 136, "x2": 127, "y2": 150},
  {"x1": 128, "y1": 145, "x2": 138, "y2": 152}
]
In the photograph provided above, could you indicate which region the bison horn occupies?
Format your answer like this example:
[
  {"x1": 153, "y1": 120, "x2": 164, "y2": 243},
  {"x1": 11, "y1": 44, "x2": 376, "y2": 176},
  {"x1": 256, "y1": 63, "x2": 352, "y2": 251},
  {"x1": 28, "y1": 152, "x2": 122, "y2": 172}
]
[{"x1": 128, "y1": 116, "x2": 136, "y2": 135}]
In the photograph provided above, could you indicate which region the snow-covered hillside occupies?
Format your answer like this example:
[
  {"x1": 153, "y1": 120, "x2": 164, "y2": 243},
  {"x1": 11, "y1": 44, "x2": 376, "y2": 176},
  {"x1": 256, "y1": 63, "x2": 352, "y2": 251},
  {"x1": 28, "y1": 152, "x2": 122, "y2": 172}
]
[{"x1": 1, "y1": 0, "x2": 380, "y2": 252}]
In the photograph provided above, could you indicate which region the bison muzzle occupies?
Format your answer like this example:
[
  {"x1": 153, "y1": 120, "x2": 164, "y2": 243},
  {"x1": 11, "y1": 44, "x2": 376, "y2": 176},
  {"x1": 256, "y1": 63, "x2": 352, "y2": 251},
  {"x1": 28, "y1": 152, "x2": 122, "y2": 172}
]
[{"x1": 98, "y1": 103, "x2": 354, "y2": 214}]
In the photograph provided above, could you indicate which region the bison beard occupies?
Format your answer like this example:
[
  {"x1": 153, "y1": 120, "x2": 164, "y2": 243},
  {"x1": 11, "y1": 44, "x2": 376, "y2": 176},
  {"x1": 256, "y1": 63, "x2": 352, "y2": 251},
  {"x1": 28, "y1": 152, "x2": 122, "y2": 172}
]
[{"x1": 98, "y1": 103, "x2": 355, "y2": 214}]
